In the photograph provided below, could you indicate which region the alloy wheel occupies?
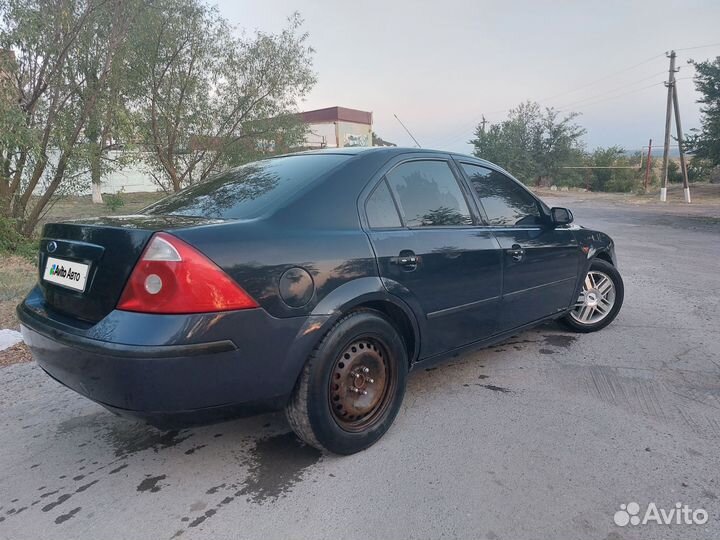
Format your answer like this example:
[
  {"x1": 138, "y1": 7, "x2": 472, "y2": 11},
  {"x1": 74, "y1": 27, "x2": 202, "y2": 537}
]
[{"x1": 570, "y1": 270, "x2": 616, "y2": 325}]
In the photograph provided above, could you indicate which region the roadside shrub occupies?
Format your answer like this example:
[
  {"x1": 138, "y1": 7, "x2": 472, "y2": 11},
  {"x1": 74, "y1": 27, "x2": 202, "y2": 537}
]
[
  {"x1": 0, "y1": 216, "x2": 38, "y2": 261},
  {"x1": 0, "y1": 216, "x2": 25, "y2": 252},
  {"x1": 104, "y1": 191, "x2": 125, "y2": 213}
]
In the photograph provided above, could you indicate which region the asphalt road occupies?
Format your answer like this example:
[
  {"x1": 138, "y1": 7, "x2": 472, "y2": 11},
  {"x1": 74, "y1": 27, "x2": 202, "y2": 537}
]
[{"x1": 1, "y1": 196, "x2": 719, "y2": 540}]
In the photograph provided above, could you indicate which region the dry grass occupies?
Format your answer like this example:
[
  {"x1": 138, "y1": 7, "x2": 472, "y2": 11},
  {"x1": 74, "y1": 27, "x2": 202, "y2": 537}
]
[
  {"x1": 39, "y1": 191, "x2": 164, "y2": 226},
  {"x1": 0, "y1": 254, "x2": 37, "y2": 331},
  {"x1": 0, "y1": 342, "x2": 32, "y2": 367}
]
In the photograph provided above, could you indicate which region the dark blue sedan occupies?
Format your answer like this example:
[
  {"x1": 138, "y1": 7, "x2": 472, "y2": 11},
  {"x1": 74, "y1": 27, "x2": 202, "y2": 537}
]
[{"x1": 19, "y1": 147, "x2": 623, "y2": 454}]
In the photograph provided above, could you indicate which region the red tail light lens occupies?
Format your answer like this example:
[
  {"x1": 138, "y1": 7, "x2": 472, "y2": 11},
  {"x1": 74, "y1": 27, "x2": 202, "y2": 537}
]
[{"x1": 117, "y1": 232, "x2": 258, "y2": 314}]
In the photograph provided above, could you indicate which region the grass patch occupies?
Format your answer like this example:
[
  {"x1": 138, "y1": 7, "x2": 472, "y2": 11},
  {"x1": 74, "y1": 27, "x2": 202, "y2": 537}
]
[{"x1": 0, "y1": 254, "x2": 37, "y2": 330}]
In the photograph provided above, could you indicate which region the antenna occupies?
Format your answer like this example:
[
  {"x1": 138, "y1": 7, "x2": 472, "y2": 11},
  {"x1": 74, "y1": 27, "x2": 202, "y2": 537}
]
[{"x1": 393, "y1": 114, "x2": 422, "y2": 148}]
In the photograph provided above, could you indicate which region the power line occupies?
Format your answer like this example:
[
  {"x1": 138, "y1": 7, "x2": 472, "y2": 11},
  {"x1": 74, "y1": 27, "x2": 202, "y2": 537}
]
[
  {"x1": 430, "y1": 51, "x2": 668, "y2": 149},
  {"x1": 539, "y1": 53, "x2": 666, "y2": 104},
  {"x1": 554, "y1": 71, "x2": 666, "y2": 111},
  {"x1": 558, "y1": 82, "x2": 665, "y2": 112},
  {"x1": 675, "y1": 41, "x2": 720, "y2": 52},
  {"x1": 429, "y1": 45, "x2": 711, "y2": 150}
]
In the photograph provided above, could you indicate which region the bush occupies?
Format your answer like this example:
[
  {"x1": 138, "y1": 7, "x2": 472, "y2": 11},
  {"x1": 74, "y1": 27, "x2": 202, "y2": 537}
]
[
  {"x1": 0, "y1": 216, "x2": 38, "y2": 261},
  {"x1": 0, "y1": 216, "x2": 25, "y2": 252},
  {"x1": 104, "y1": 191, "x2": 125, "y2": 213}
]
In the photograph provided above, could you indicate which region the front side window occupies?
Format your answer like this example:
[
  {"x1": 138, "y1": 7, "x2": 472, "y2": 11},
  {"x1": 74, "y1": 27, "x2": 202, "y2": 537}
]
[
  {"x1": 385, "y1": 160, "x2": 472, "y2": 227},
  {"x1": 461, "y1": 163, "x2": 542, "y2": 227},
  {"x1": 366, "y1": 179, "x2": 402, "y2": 228}
]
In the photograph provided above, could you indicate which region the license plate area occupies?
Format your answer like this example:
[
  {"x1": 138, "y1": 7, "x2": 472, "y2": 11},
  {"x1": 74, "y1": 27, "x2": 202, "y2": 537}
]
[{"x1": 43, "y1": 257, "x2": 90, "y2": 292}]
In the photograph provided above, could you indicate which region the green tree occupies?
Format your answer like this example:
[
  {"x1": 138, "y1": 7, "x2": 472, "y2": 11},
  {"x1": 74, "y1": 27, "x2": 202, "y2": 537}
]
[
  {"x1": 0, "y1": 0, "x2": 139, "y2": 234},
  {"x1": 685, "y1": 57, "x2": 720, "y2": 167},
  {"x1": 132, "y1": 5, "x2": 315, "y2": 192},
  {"x1": 588, "y1": 146, "x2": 641, "y2": 192},
  {"x1": 470, "y1": 101, "x2": 585, "y2": 185}
]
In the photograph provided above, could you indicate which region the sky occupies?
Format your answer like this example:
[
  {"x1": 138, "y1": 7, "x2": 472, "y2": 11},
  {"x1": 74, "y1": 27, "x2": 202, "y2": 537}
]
[{"x1": 218, "y1": 0, "x2": 720, "y2": 154}]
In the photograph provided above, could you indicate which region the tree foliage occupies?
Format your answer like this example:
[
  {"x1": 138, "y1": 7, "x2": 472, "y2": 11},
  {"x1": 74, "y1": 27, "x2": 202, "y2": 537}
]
[
  {"x1": 685, "y1": 56, "x2": 720, "y2": 168},
  {"x1": 132, "y1": 5, "x2": 315, "y2": 192},
  {"x1": 0, "y1": 0, "x2": 315, "y2": 238},
  {"x1": 469, "y1": 101, "x2": 652, "y2": 191},
  {"x1": 470, "y1": 101, "x2": 585, "y2": 186},
  {"x1": 0, "y1": 0, "x2": 137, "y2": 235}
]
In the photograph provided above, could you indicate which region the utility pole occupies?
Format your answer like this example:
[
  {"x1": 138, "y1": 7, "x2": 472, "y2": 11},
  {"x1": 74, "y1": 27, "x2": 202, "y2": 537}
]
[
  {"x1": 660, "y1": 51, "x2": 676, "y2": 202},
  {"x1": 480, "y1": 114, "x2": 487, "y2": 133},
  {"x1": 644, "y1": 138, "x2": 652, "y2": 191},
  {"x1": 672, "y1": 80, "x2": 691, "y2": 202}
]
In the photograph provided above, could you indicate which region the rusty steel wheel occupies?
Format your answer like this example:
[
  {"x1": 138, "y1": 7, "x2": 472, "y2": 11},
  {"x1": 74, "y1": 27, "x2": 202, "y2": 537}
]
[
  {"x1": 286, "y1": 309, "x2": 408, "y2": 454},
  {"x1": 328, "y1": 337, "x2": 395, "y2": 432}
]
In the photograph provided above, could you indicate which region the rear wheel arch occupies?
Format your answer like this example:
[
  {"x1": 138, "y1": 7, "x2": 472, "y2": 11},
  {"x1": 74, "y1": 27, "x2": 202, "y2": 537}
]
[
  {"x1": 309, "y1": 278, "x2": 421, "y2": 365},
  {"x1": 348, "y1": 300, "x2": 419, "y2": 365}
]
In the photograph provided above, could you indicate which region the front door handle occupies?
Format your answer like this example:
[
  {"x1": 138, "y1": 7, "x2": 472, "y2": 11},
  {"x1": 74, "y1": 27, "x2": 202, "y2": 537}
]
[
  {"x1": 390, "y1": 250, "x2": 418, "y2": 271},
  {"x1": 506, "y1": 244, "x2": 525, "y2": 262}
]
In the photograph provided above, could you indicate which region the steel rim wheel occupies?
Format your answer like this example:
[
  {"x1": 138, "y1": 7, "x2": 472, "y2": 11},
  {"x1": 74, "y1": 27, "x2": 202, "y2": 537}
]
[
  {"x1": 570, "y1": 270, "x2": 616, "y2": 325},
  {"x1": 328, "y1": 337, "x2": 395, "y2": 432}
]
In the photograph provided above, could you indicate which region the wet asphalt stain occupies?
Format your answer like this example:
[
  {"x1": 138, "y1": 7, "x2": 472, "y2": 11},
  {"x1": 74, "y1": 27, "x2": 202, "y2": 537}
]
[
  {"x1": 56, "y1": 412, "x2": 108, "y2": 434},
  {"x1": 184, "y1": 444, "x2": 207, "y2": 455},
  {"x1": 108, "y1": 463, "x2": 129, "y2": 474},
  {"x1": 237, "y1": 432, "x2": 322, "y2": 504},
  {"x1": 42, "y1": 493, "x2": 71, "y2": 512},
  {"x1": 136, "y1": 474, "x2": 166, "y2": 493},
  {"x1": 39, "y1": 489, "x2": 60, "y2": 499},
  {"x1": 539, "y1": 348, "x2": 556, "y2": 355},
  {"x1": 477, "y1": 384, "x2": 512, "y2": 394},
  {"x1": 106, "y1": 427, "x2": 192, "y2": 458},
  {"x1": 478, "y1": 374, "x2": 489, "y2": 380},
  {"x1": 543, "y1": 334, "x2": 577, "y2": 348},
  {"x1": 75, "y1": 480, "x2": 99, "y2": 493},
  {"x1": 55, "y1": 506, "x2": 81, "y2": 524},
  {"x1": 172, "y1": 432, "x2": 322, "y2": 535},
  {"x1": 188, "y1": 508, "x2": 217, "y2": 528}
]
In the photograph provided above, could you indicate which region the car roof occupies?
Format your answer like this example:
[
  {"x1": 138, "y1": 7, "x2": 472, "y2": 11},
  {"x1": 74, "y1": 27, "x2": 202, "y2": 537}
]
[
  {"x1": 279, "y1": 146, "x2": 489, "y2": 161},
  {"x1": 277, "y1": 147, "x2": 506, "y2": 175}
]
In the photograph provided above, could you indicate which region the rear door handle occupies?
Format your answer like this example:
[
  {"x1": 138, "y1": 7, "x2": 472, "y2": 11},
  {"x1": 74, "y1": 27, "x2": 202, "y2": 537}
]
[
  {"x1": 390, "y1": 250, "x2": 418, "y2": 271},
  {"x1": 506, "y1": 244, "x2": 525, "y2": 262}
]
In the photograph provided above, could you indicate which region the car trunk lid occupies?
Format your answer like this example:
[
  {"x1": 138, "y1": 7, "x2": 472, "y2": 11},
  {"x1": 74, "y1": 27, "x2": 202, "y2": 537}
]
[{"x1": 38, "y1": 215, "x2": 223, "y2": 323}]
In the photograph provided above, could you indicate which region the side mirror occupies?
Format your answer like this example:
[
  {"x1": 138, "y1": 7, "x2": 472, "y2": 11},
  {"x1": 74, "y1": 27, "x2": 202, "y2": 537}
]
[{"x1": 550, "y1": 207, "x2": 573, "y2": 226}]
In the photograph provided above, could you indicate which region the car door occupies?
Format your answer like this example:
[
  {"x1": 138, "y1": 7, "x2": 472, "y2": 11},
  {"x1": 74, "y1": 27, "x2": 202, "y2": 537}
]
[
  {"x1": 362, "y1": 156, "x2": 503, "y2": 359},
  {"x1": 457, "y1": 161, "x2": 582, "y2": 331}
]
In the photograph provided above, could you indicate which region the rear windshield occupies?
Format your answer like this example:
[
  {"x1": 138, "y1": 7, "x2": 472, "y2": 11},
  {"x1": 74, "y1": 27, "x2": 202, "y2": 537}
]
[{"x1": 142, "y1": 154, "x2": 350, "y2": 219}]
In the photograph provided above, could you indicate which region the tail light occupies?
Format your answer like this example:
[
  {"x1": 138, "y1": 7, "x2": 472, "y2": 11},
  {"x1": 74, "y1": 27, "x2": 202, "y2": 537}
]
[{"x1": 117, "y1": 232, "x2": 258, "y2": 314}]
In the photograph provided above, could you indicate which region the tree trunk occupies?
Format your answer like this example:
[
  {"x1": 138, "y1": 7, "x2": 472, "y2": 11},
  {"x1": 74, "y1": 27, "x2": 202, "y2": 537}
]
[
  {"x1": 92, "y1": 181, "x2": 103, "y2": 204},
  {"x1": 90, "y1": 146, "x2": 103, "y2": 203}
]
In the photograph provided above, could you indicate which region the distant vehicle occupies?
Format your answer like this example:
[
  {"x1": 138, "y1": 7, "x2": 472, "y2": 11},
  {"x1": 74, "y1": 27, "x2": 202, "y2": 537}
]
[{"x1": 19, "y1": 148, "x2": 624, "y2": 454}]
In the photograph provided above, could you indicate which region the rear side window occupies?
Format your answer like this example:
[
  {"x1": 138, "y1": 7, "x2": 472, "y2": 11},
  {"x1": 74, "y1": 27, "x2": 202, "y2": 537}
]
[
  {"x1": 366, "y1": 180, "x2": 402, "y2": 228},
  {"x1": 461, "y1": 163, "x2": 543, "y2": 227},
  {"x1": 143, "y1": 154, "x2": 350, "y2": 219},
  {"x1": 385, "y1": 160, "x2": 472, "y2": 227}
]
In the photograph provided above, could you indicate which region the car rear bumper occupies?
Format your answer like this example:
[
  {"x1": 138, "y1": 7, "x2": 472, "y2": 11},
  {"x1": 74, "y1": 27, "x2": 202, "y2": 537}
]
[{"x1": 18, "y1": 291, "x2": 329, "y2": 423}]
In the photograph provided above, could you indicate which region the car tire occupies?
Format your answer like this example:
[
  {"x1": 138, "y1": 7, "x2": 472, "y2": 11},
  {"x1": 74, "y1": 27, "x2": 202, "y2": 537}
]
[
  {"x1": 561, "y1": 258, "x2": 624, "y2": 333},
  {"x1": 286, "y1": 309, "x2": 408, "y2": 455}
]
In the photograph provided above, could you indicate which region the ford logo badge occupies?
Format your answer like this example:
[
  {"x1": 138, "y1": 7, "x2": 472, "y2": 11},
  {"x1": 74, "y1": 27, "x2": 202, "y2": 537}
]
[{"x1": 47, "y1": 241, "x2": 57, "y2": 253}]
